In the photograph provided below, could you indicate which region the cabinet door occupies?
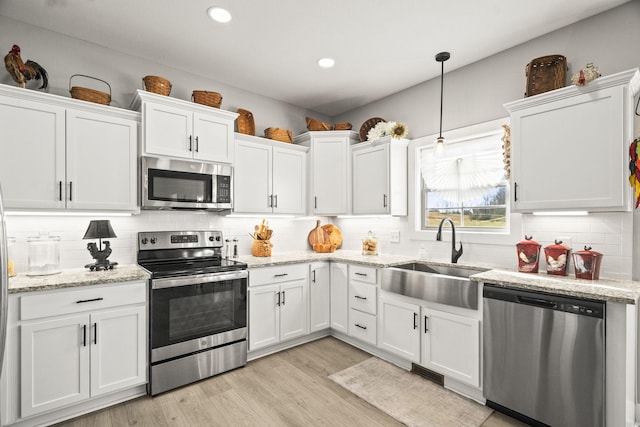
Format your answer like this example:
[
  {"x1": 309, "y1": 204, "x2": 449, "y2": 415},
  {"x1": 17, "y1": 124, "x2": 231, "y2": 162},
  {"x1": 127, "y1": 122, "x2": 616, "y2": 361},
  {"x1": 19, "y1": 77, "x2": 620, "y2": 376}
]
[
  {"x1": 90, "y1": 306, "x2": 146, "y2": 397},
  {"x1": 378, "y1": 294, "x2": 420, "y2": 362},
  {"x1": 66, "y1": 110, "x2": 138, "y2": 211},
  {"x1": 353, "y1": 144, "x2": 389, "y2": 214},
  {"x1": 143, "y1": 101, "x2": 193, "y2": 159},
  {"x1": 21, "y1": 315, "x2": 90, "y2": 418},
  {"x1": 279, "y1": 279, "x2": 308, "y2": 341},
  {"x1": 421, "y1": 307, "x2": 480, "y2": 387},
  {"x1": 193, "y1": 112, "x2": 233, "y2": 163},
  {"x1": 312, "y1": 138, "x2": 349, "y2": 214},
  {"x1": 309, "y1": 263, "x2": 330, "y2": 332},
  {"x1": 510, "y1": 85, "x2": 627, "y2": 211},
  {"x1": 0, "y1": 97, "x2": 65, "y2": 209},
  {"x1": 330, "y1": 263, "x2": 349, "y2": 333},
  {"x1": 233, "y1": 140, "x2": 272, "y2": 213},
  {"x1": 272, "y1": 146, "x2": 306, "y2": 214},
  {"x1": 248, "y1": 284, "x2": 280, "y2": 351}
]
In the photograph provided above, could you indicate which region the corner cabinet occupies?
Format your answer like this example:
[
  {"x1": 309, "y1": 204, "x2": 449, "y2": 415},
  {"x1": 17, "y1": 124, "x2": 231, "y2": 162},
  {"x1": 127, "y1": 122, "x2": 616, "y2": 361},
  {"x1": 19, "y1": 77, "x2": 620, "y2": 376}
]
[
  {"x1": 505, "y1": 68, "x2": 640, "y2": 212},
  {"x1": 234, "y1": 133, "x2": 308, "y2": 214},
  {"x1": 131, "y1": 90, "x2": 238, "y2": 164},
  {"x1": 295, "y1": 131, "x2": 359, "y2": 215},
  {"x1": 352, "y1": 137, "x2": 408, "y2": 215},
  {"x1": 309, "y1": 262, "x2": 331, "y2": 332},
  {"x1": 0, "y1": 83, "x2": 139, "y2": 212}
]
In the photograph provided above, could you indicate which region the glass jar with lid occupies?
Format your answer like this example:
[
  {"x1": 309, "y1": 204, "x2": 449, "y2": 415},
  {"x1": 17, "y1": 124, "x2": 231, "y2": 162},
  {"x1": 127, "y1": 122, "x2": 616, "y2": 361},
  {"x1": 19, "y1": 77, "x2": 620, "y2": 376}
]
[
  {"x1": 7, "y1": 236, "x2": 16, "y2": 277},
  {"x1": 27, "y1": 232, "x2": 61, "y2": 276},
  {"x1": 362, "y1": 231, "x2": 378, "y2": 255}
]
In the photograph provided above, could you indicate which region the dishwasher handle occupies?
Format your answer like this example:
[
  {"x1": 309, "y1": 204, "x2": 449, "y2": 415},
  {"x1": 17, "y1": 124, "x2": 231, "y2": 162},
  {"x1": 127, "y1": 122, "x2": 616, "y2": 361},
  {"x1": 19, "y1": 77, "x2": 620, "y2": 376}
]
[{"x1": 517, "y1": 295, "x2": 557, "y2": 309}]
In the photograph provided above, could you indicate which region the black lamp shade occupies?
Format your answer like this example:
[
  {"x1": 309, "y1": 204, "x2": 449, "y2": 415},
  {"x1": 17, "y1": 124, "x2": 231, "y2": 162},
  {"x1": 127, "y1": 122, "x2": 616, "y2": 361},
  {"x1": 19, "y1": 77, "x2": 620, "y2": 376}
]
[{"x1": 83, "y1": 220, "x2": 117, "y2": 240}]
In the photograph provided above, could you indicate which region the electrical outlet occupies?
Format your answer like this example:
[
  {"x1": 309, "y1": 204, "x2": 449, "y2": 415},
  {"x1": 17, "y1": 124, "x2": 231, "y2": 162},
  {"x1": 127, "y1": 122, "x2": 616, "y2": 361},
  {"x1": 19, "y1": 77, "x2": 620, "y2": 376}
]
[{"x1": 390, "y1": 231, "x2": 400, "y2": 243}]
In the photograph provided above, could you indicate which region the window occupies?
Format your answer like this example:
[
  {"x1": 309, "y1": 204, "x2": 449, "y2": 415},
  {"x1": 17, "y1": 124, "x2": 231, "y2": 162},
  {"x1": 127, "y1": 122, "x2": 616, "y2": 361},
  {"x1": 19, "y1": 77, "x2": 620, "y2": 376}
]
[{"x1": 420, "y1": 126, "x2": 509, "y2": 231}]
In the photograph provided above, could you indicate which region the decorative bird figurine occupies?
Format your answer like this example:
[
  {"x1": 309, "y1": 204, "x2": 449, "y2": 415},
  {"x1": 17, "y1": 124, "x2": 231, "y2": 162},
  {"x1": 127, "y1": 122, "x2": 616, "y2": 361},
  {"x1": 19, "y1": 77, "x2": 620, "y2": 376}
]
[{"x1": 4, "y1": 44, "x2": 48, "y2": 89}]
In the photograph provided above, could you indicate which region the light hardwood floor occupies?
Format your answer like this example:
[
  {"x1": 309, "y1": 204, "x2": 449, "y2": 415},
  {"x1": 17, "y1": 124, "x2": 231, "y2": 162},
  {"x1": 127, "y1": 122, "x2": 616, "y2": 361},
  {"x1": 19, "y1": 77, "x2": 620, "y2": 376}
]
[{"x1": 54, "y1": 337, "x2": 526, "y2": 426}]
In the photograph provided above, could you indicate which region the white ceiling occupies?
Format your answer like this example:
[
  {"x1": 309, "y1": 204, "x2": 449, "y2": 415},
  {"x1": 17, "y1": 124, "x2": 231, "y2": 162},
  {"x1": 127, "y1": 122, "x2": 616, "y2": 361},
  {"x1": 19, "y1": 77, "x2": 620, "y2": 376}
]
[{"x1": 0, "y1": 0, "x2": 630, "y2": 116}]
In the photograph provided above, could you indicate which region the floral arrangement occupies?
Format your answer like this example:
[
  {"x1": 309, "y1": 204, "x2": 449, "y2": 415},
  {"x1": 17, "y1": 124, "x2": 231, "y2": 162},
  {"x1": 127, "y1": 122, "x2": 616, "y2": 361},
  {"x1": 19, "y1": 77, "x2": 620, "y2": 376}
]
[{"x1": 367, "y1": 121, "x2": 409, "y2": 142}]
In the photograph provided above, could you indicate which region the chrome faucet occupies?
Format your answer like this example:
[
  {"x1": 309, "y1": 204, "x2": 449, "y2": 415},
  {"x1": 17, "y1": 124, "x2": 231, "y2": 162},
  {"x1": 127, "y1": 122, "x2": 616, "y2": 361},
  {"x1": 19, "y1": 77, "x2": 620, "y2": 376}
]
[{"x1": 436, "y1": 217, "x2": 463, "y2": 263}]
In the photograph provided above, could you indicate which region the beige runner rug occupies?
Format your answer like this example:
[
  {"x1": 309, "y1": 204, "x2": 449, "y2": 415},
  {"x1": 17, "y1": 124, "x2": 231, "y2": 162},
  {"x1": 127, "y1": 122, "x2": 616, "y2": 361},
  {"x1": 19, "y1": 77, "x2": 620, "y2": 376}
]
[{"x1": 329, "y1": 357, "x2": 492, "y2": 427}]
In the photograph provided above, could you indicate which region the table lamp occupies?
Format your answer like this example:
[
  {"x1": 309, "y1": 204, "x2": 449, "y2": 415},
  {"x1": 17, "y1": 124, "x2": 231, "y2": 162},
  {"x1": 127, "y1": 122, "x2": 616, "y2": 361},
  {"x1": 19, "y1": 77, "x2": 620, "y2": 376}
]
[{"x1": 83, "y1": 220, "x2": 118, "y2": 271}]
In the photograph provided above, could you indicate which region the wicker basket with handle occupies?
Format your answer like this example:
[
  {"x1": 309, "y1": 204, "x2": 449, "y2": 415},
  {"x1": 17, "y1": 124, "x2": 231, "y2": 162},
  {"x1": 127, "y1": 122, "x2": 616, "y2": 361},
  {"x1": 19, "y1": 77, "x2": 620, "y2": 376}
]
[
  {"x1": 525, "y1": 55, "x2": 567, "y2": 97},
  {"x1": 237, "y1": 108, "x2": 255, "y2": 135},
  {"x1": 306, "y1": 116, "x2": 333, "y2": 131},
  {"x1": 334, "y1": 122, "x2": 352, "y2": 130},
  {"x1": 192, "y1": 90, "x2": 222, "y2": 108},
  {"x1": 265, "y1": 127, "x2": 294, "y2": 143},
  {"x1": 69, "y1": 74, "x2": 111, "y2": 105},
  {"x1": 143, "y1": 75, "x2": 172, "y2": 96}
]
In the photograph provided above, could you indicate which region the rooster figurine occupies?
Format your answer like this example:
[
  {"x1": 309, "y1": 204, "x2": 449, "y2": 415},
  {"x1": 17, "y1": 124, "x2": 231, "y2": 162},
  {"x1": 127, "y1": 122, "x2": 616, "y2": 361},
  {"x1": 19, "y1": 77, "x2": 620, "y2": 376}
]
[{"x1": 4, "y1": 44, "x2": 48, "y2": 89}]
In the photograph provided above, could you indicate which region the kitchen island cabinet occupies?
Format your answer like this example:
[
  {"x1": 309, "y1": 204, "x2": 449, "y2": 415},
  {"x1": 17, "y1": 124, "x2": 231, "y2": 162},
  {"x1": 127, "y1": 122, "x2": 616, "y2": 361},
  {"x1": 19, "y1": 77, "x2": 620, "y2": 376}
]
[
  {"x1": 131, "y1": 90, "x2": 238, "y2": 164},
  {"x1": 295, "y1": 131, "x2": 359, "y2": 215},
  {"x1": 505, "y1": 68, "x2": 640, "y2": 212},
  {"x1": 2, "y1": 279, "x2": 147, "y2": 427},
  {"x1": 0, "y1": 83, "x2": 138, "y2": 212},
  {"x1": 234, "y1": 133, "x2": 307, "y2": 214},
  {"x1": 352, "y1": 137, "x2": 408, "y2": 215}
]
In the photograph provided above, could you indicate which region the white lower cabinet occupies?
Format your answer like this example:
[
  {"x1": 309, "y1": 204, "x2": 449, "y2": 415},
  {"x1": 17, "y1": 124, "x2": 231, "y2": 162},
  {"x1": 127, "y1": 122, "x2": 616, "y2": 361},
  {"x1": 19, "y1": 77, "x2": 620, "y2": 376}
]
[
  {"x1": 347, "y1": 265, "x2": 378, "y2": 346},
  {"x1": 309, "y1": 262, "x2": 331, "y2": 332},
  {"x1": 248, "y1": 264, "x2": 309, "y2": 351},
  {"x1": 378, "y1": 293, "x2": 420, "y2": 363},
  {"x1": 421, "y1": 306, "x2": 480, "y2": 387},
  {"x1": 330, "y1": 263, "x2": 349, "y2": 333},
  {"x1": 15, "y1": 281, "x2": 147, "y2": 420}
]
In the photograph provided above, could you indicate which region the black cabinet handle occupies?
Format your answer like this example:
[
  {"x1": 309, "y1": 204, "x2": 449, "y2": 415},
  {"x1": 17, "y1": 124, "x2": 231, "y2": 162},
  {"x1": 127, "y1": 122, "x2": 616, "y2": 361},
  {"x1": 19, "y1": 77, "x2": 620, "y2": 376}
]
[
  {"x1": 93, "y1": 323, "x2": 97, "y2": 344},
  {"x1": 413, "y1": 312, "x2": 418, "y2": 329},
  {"x1": 274, "y1": 194, "x2": 277, "y2": 208},
  {"x1": 76, "y1": 297, "x2": 104, "y2": 304},
  {"x1": 69, "y1": 181, "x2": 73, "y2": 201},
  {"x1": 355, "y1": 323, "x2": 367, "y2": 330},
  {"x1": 424, "y1": 315, "x2": 429, "y2": 333},
  {"x1": 276, "y1": 291, "x2": 281, "y2": 306},
  {"x1": 82, "y1": 324, "x2": 87, "y2": 347},
  {"x1": 314, "y1": 196, "x2": 317, "y2": 209},
  {"x1": 195, "y1": 136, "x2": 199, "y2": 152},
  {"x1": 514, "y1": 182, "x2": 518, "y2": 202},
  {"x1": 269, "y1": 194, "x2": 273, "y2": 208},
  {"x1": 59, "y1": 181, "x2": 63, "y2": 201},
  {"x1": 383, "y1": 194, "x2": 387, "y2": 208},
  {"x1": 354, "y1": 295, "x2": 367, "y2": 300},
  {"x1": 282, "y1": 290, "x2": 286, "y2": 305},
  {"x1": 312, "y1": 270, "x2": 316, "y2": 283},
  {"x1": 189, "y1": 135, "x2": 193, "y2": 151}
]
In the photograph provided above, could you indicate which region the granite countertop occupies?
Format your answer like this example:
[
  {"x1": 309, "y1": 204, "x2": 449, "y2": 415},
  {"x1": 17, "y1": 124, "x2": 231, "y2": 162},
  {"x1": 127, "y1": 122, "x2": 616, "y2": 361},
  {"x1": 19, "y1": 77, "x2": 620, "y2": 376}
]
[
  {"x1": 471, "y1": 269, "x2": 640, "y2": 304},
  {"x1": 236, "y1": 250, "x2": 420, "y2": 268},
  {"x1": 8, "y1": 265, "x2": 150, "y2": 294}
]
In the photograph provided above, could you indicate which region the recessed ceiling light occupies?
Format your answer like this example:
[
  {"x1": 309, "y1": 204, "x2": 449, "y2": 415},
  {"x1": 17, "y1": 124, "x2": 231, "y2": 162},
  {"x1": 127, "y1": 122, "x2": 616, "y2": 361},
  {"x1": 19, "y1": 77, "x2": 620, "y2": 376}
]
[
  {"x1": 207, "y1": 6, "x2": 232, "y2": 23},
  {"x1": 317, "y1": 57, "x2": 335, "y2": 68}
]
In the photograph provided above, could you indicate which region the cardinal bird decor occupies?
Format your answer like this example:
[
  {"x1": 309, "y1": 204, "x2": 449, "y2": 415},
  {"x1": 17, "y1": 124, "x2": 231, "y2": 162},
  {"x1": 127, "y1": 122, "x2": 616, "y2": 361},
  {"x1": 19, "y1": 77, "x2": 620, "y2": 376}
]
[{"x1": 4, "y1": 44, "x2": 48, "y2": 89}]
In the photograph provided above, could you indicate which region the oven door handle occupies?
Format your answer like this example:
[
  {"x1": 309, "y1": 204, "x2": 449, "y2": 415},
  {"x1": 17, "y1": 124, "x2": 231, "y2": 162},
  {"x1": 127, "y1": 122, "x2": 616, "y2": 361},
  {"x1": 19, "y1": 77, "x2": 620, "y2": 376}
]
[{"x1": 152, "y1": 270, "x2": 248, "y2": 290}]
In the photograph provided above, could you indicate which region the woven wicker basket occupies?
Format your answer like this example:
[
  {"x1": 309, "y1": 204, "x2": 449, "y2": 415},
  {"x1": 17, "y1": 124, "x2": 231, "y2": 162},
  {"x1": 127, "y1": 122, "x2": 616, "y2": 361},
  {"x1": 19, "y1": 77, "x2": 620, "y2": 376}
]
[
  {"x1": 334, "y1": 122, "x2": 352, "y2": 130},
  {"x1": 252, "y1": 240, "x2": 272, "y2": 257},
  {"x1": 265, "y1": 127, "x2": 294, "y2": 143},
  {"x1": 69, "y1": 74, "x2": 111, "y2": 105},
  {"x1": 525, "y1": 55, "x2": 567, "y2": 97},
  {"x1": 359, "y1": 117, "x2": 385, "y2": 141},
  {"x1": 143, "y1": 75, "x2": 172, "y2": 96},
  {"x1": 237, "y1": 108, "x2": 255, "y2": 135},
  {"x1": 306, "y1": 117, "x2": 333, "y2": 131},
  {"x1": 192, "y1": 90, "x2": 222, "y2": 108}
]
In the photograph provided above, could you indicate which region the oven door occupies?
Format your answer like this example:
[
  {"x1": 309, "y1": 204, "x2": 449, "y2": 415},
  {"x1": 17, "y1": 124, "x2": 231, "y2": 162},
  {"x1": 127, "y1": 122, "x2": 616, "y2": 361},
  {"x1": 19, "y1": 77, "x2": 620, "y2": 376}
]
[{"x1": 150, "y1": 270, "x2": 247, "y2": 363}]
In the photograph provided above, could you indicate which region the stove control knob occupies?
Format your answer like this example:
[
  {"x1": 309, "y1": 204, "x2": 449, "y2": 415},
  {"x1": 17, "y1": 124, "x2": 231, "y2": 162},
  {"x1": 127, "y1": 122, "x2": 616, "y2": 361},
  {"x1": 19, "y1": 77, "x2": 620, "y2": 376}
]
[
  {"x1": 141, "y1": 238, "x2": 148, "y2": 245},
  {"x1": 150, "y1": 237, "x2": 157, "y2": 244},
  {"x1": 216, "y1": 235, "x2": 222, "y2": 241},
  {"x1": 209, "y1": 236, "x2": 214, "y2": 241}
]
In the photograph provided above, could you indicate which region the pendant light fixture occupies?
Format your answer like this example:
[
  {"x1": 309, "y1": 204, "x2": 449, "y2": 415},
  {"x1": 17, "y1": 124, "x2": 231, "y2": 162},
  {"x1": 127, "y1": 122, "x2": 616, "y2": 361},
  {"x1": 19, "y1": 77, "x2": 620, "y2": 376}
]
[{"x1": 435, "y1": 51, "x2": 450, "y2": 146}]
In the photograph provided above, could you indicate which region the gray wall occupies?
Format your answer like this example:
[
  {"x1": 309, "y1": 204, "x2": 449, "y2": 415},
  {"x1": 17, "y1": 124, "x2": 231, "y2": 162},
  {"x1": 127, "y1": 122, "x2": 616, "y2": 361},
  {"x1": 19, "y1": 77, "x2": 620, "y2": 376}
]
[
  {"x1": 0, "y1": 15, "x2": 330, "y2": 136},
  {"x1": 334, "y1": 1, "x2": 640, "y2": 140}
]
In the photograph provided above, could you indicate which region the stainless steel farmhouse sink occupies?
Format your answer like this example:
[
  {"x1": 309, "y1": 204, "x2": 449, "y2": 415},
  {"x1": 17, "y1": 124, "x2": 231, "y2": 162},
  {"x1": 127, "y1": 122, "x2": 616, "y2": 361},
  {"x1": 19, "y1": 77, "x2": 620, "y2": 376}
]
[{"x1": 381, "y1": 263, "x2": 486, "y2": 309}]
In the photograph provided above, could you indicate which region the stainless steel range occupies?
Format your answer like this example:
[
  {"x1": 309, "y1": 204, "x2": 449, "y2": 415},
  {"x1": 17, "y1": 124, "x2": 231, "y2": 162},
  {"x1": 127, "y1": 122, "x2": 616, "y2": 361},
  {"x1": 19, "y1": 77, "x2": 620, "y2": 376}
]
[{"x1": 137, "y1": 230, "x2": 248, "y2": 396}]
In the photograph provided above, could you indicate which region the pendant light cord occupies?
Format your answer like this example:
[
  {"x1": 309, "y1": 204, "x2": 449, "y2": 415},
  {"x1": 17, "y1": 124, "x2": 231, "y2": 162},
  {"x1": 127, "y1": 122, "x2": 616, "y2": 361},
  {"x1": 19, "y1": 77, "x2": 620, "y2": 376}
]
[{"x1": 439, "y1": 59, "x2": 444, "y2": 138}]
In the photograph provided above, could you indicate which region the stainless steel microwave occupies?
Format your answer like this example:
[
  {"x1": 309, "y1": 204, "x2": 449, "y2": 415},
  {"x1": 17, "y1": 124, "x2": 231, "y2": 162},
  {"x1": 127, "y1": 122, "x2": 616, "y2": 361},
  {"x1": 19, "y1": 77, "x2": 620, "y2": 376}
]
[{"x1": 141, "y1": 156, "x2": 232, "y2": 211}]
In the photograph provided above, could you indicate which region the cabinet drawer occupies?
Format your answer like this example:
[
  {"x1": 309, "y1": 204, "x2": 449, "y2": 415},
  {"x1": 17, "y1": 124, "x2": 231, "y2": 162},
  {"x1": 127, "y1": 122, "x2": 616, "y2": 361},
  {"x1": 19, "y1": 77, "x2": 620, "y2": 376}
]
[
  {"x1": 249, "y1": 264, "x2": 308, "y2": 286},
  {"x1": 20, "y1": 281, "x2": 146, "y2": 321},
  {"x1": 349, "y1": 309, "x2": 376, "y2": 346},
  {"x1": 349, "y1": 281, "x2": 377, "y2": 315},
  {"x1": 349, "y1": 265, "x2": 377, "y2": 284}
]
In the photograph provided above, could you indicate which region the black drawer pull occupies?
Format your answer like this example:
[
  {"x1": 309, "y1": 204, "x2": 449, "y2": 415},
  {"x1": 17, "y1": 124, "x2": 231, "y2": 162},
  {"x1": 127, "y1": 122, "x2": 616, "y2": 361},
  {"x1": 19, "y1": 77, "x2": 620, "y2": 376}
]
[
  {"x1": 354, "y1": 295, "x2": 367, "y2": 300},
  {"x1": 274, "y1": 273, "x2": 289, "y2": 278},
  {"x1": 355, "y1": 272, "x2": 368, "y2": 277},
  {"x1": 355, "y1": 323, "x2": 367, "y2": 330},
  {"x1": 76, "y1": 297, "x2": 104, "y2": 304}
]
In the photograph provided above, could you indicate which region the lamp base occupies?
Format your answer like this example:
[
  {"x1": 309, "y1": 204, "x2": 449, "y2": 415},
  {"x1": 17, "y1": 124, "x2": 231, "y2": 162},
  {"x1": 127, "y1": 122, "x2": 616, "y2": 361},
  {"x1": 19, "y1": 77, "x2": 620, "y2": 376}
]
[{"x1": 85, "y1": 260, "x2": 118, "y2": 271}]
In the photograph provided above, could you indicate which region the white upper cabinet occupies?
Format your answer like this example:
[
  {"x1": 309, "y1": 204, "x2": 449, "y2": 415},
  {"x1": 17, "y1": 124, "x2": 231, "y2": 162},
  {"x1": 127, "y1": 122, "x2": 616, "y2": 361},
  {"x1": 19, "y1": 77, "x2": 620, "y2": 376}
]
[
  {"x1": 132, "y1": 90, "x2": 238, "y2": 164},
  {"x1": 505, "y1": 69, "x2": 640, "y2": 212},
  {"x1": 352, "y1": 137, "x2": 408, "y2": 215},
  {"x1": 0, "y1": 83, "x2": 138, "y2": 212},
  {"x1": 295, "y1": 131, "x2": 359, "y2": 215},
  {"x1": 234, "y1": 133, "x2": 307, "y2": 214}
]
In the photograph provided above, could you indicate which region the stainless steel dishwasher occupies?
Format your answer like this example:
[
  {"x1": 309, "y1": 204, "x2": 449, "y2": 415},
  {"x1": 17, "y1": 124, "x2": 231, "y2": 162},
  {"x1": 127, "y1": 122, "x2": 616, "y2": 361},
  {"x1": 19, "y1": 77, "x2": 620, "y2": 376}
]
[{"x1": 483, "y1": 284, "x2": 605, "y2": 427}]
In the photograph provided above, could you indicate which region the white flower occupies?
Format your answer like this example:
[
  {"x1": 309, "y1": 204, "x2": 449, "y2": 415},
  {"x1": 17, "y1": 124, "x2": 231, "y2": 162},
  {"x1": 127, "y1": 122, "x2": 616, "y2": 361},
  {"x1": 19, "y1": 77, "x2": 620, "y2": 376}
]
[{"x1": 366, "y1": 120, "x2": 408, "y2": 141}]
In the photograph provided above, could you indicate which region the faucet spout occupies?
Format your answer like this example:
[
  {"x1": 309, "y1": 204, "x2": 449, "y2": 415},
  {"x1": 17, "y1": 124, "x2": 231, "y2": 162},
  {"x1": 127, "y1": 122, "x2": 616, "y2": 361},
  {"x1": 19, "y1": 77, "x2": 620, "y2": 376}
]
[{"x1": 436, "y1": 217, "x2": 463, "y2": 263}]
